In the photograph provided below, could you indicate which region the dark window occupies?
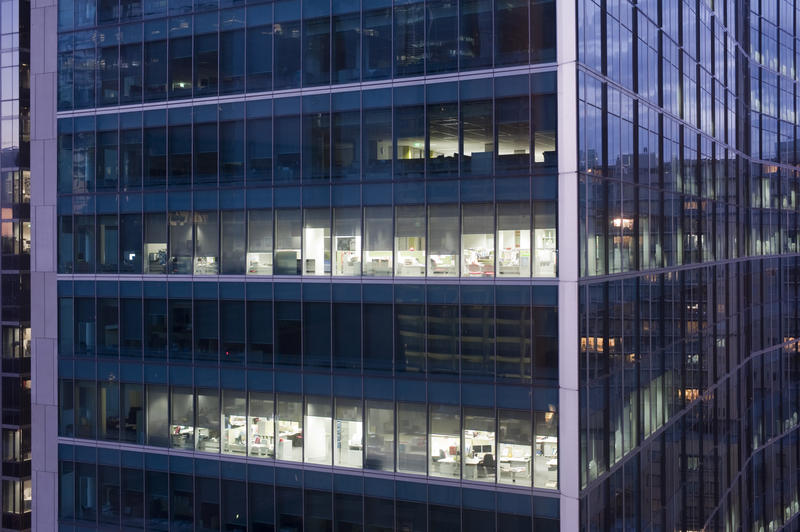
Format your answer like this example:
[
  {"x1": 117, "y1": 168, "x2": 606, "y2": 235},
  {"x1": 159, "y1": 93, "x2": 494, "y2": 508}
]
[
  {"x1": 364, "y1": 303, "x2": 393, "y2": 372},
  {"x1": 246, "y1": 5, "x2": 273, "y2": 91},
  {"x1": 303, "y1": 301, "x2": 331, "y2": 370},
  {"x1": 169, "y1": 299, "x2": 193, "y2": 361},
  {"x1": 220, "y1": 9, "x2": 245, "y2": 93},
  {"x1": 275, "y1": 301, "x2": 301, "y2": 367},
  {"x1": 247, "y1": 300, "x2": 273, "y2": 366}
]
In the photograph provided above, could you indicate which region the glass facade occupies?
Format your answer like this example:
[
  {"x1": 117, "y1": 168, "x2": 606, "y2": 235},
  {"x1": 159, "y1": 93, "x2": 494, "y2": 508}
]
[
  {"x1": 52, "y1": 0, "x2": 561, "y2": 526},
  {"x1": 0, "y1": 0, "x2": 30, "y2": 528},
  {"x1": 57, "y1": 445, "x2": 560, "y2": 531},
  {"x1": 577, "y1": 0, "x2": 800, "y2": 530},
  {"x1": 56, "y1": 0, "x2": 556, "y2": 111}
]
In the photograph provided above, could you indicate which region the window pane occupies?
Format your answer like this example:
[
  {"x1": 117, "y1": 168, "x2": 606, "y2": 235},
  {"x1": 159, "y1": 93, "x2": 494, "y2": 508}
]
[
  {"x1": 75, "y1": 297, "x2": 95, "y2": 356},
  {"x1": 146, "y1": 384, "x2": 168, "y2": 447},
  {"x1": 303, "y1": 301, "x2": 330, "y2": 369},
  {"x1": 246, "y1": 115, "x2": 273, "y2": 182},
  {"x1": 426, "y1": 0, "x2": 458, "y2": 73},
  {"x1": 120, "y1": 213, "x2": 142, "y2": 273},
  {"x1": 97, "y1": 215, "x2": 119, "y2": 273},
  {"x1": 168, "y1": 121, "x2": 191, "y2": 187},
  {"x1": 144, "y1": 298, "x2": 166, "y2": 358},
  {"x1": 498, "y1": 409, "x2": 531, "y2": 486},
  {"x1": 395, "y1": 205, "x2": 425, "y2": 276},
  {"x1": 333, "y1": 207, "x2": 361, "y2": 276},
  {"x1": 335, "y1": 398, "x2": 363, "y2": 468},
  {"x1": 364, "y1": 302, "x2": 393, "y2": 372},
  {"x1": 144, "y1": 213, "x2": 166, "y2": 273},
  {"x1": 194, "y1": 14, "x2": 219, "y2": 97},
  {"x1": 98, "y1": 380, "x2": 119, "y2": 441},
  {"x1": 534, "y1": 411, "x2": 558, "y2": 489},
  {"x1": 247, "y1": 300, "x2": 273, "y2": 366},
  {"x1": 97, "y1": 297, "x2": 119, "y2": 357},
  {"x1": 495, "y1": 0, "x2": 528, "y2": 65},
  {"x1": 168, "y1": 18, "x2": 192, "y2": 99},
  {"x1": 145, "y1": 469, "x2": 168, "y2": 529},
  {"x1": 169, "y1": 299, "x2": 192, "y2": 360},
  {"x1": 122, "y1": 467, "x2": 144, "y2": 527},
  {"x1": 194, "y1": 300, "x2": 218, "y2": 361},
  {"x1": 365, "y1": 400, "x2": 394, "y2": 471},
  {"x1": 221, "y1": 210, "x2": 246, "y2": 274},
  {"x1": 98, "y1": 465, "x2": 120, "y2": 525},
  {"x1": 459, "y1": 0, "x2": 492, "y2": 69},
  {"x1": 461, "y1": 203, "x2": 494, "y2": 277},
  {"x1": 303, "y1": 103, "x2": 331, "y2": 180},
  {"x1": 246, "y1": 5, "x2": 272, "y2": 91},
  {"x1": 332, "y1": 107, "x2": 360, "y2": 179},
  {"x1": 249, "y1": 482, "x2": 275, "y2": 530},
  {"x1": 194, "y1": 211, "x2": 219, "y2": 274},
  {"x1": 96, "y1": 128, "x2": 119, "y2": 189},
  {"x1": 275, "y1": 210, "x2": 301, "y2": 275},
  {"x1": 143, "y1": 120, "x2": 166, "y2": 186},
  {"x1": 220, "y1": 300, "x2": 245, "y2": 362},
  {"x1": 276, "y1": 394, "x2": 302, "y2": 462},
  {"x1": 429, "y1": 404, "x2": 460, "y2": 478},
  {"x1": 168, "y1": 211, "x2": 192, "y2": 274},
  {"x1": 428, "y1": 204, "x2": 458, "y2": 276},
  {"x1": 397, "y1": 402, "x2": 426, "y2": 474},
  {"x1": 394, "y1": 1, "x2": 424, "y2": 76},
  {"x1": 304, "y1": 396, "x2": 332, "y2": 465},
  {"x1": 533, "y1": 201, "x2": 557, "y2": 277},
  {"x1": 362, "y1": 7, "x2": 391, "y2": 80},
  {"x1": 363, "y1": 103, "x2": 392, "y2": 180},
  {"x1": 394, "y1": 94, "x2": 424, "y2": 179},
  {"x1": 496, "y1": 302, "x2": 531, "y2": 381},
  {"x1": 333, "y1": 11, "x2": 360, "y2": 83},
  {"x1": 248, "y1": 391, "x2": 275, "y2": 457},
  {"x1": 220, "y1": 11, "x2": 245, "y2": 94},
  {"x1": 120, "y1": 42, "x2": 143, "y2": 104},
  {"x1": 364, "y1": 207, "x2": 392, "y2": 276},
  {"x1": 170, "y1": 473, "x2": 193, "y2": 530},
  {"x1": 196, "y1": 388, "x2": 220, "y2": 453},
  {"x1": 496, "y1": 93, "x2": 530, "y2": 173},
  {"x1": 193, "y1": 110, "x2": 218, "y2": 185},
  {"x1": 303, "y1": 13, "x2": 331, "y2": 86},
  {"x1": 427, "y1": 87, "x2": 458, "y2": 176},
  {"x1": 333, "y1": 302, "x2": 361, "y2": 370},
  {"x1": 274, "y1": 14, "x2": 300, "y2": 89},
  {"x1": 396, "y1": 301, "x2": 425, "y2": 373},
  {"x1": 463, "y1": 407, "x2": 495, "y2": 482},
  {"x1": 76, "y1": 462, "x2": 97, "y2": 522},
  {"x1": 74, "y1": 215, "x2": 95, "y2": 273},
  {"x1": 222, "y1": 390, "x2": 246, "y2": 455},
  {"x1": 222, "y1": 479, "x2": 246, "y2": 531},
  {"x1": 497, "y1": 202, "x2": 531, "y2": 277},
  {"x1": 533, "y1": 92, "x2": 557, "y2": 169},
  {"x1": 461, "y1": 299, "x2": 494, "y2": 377},
  {"x1": 461, "y1": 93, "x2": 493, "y2": 176},
  {"x1": 247, "y1": 208, "x2": 273, "y2": 274},
  {"x1": 275, "y1": 112, "x2": 301, "y2": 181},
  {"x1": 60, "y1": 379, "x2": 74, "y2": 436},
  {"x1": 121, "y1": 383, "x2": 144, "y2": 444},
  {"x1": 220, "y1": 114, "x2": 245, "y2": 184},
  {"x1": 144, "y1": 23, "x2": 167, "y2": 101},
  {"x1": 170, "y1": 387, "x2": 194, "y2": 449},
  {"x1": 303, "y1": 208, "x2": 331, "y2": 275}
]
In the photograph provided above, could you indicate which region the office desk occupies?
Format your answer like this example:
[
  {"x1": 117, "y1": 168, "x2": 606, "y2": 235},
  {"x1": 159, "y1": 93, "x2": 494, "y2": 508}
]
[{"x1": 499, "y1": 457, "x2": 531, "y2": 482}]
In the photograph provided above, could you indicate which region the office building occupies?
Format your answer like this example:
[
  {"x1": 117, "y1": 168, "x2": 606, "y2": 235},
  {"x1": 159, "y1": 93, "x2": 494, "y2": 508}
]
[
  {"x1": 0, "y1": 0, "x2": 31, "y2": 528},
  {"x1": 27, "y1": 0, "x2": 800, "y2": 529}
]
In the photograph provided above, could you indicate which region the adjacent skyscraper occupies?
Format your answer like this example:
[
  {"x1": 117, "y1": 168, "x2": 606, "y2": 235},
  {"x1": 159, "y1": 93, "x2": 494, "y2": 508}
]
[
  {"x1": 0, "y1": 0, "x2": 31, "y2": 528},
  {"x1": 28, "y1": 0, "x2": 800, "y2": 530}
]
